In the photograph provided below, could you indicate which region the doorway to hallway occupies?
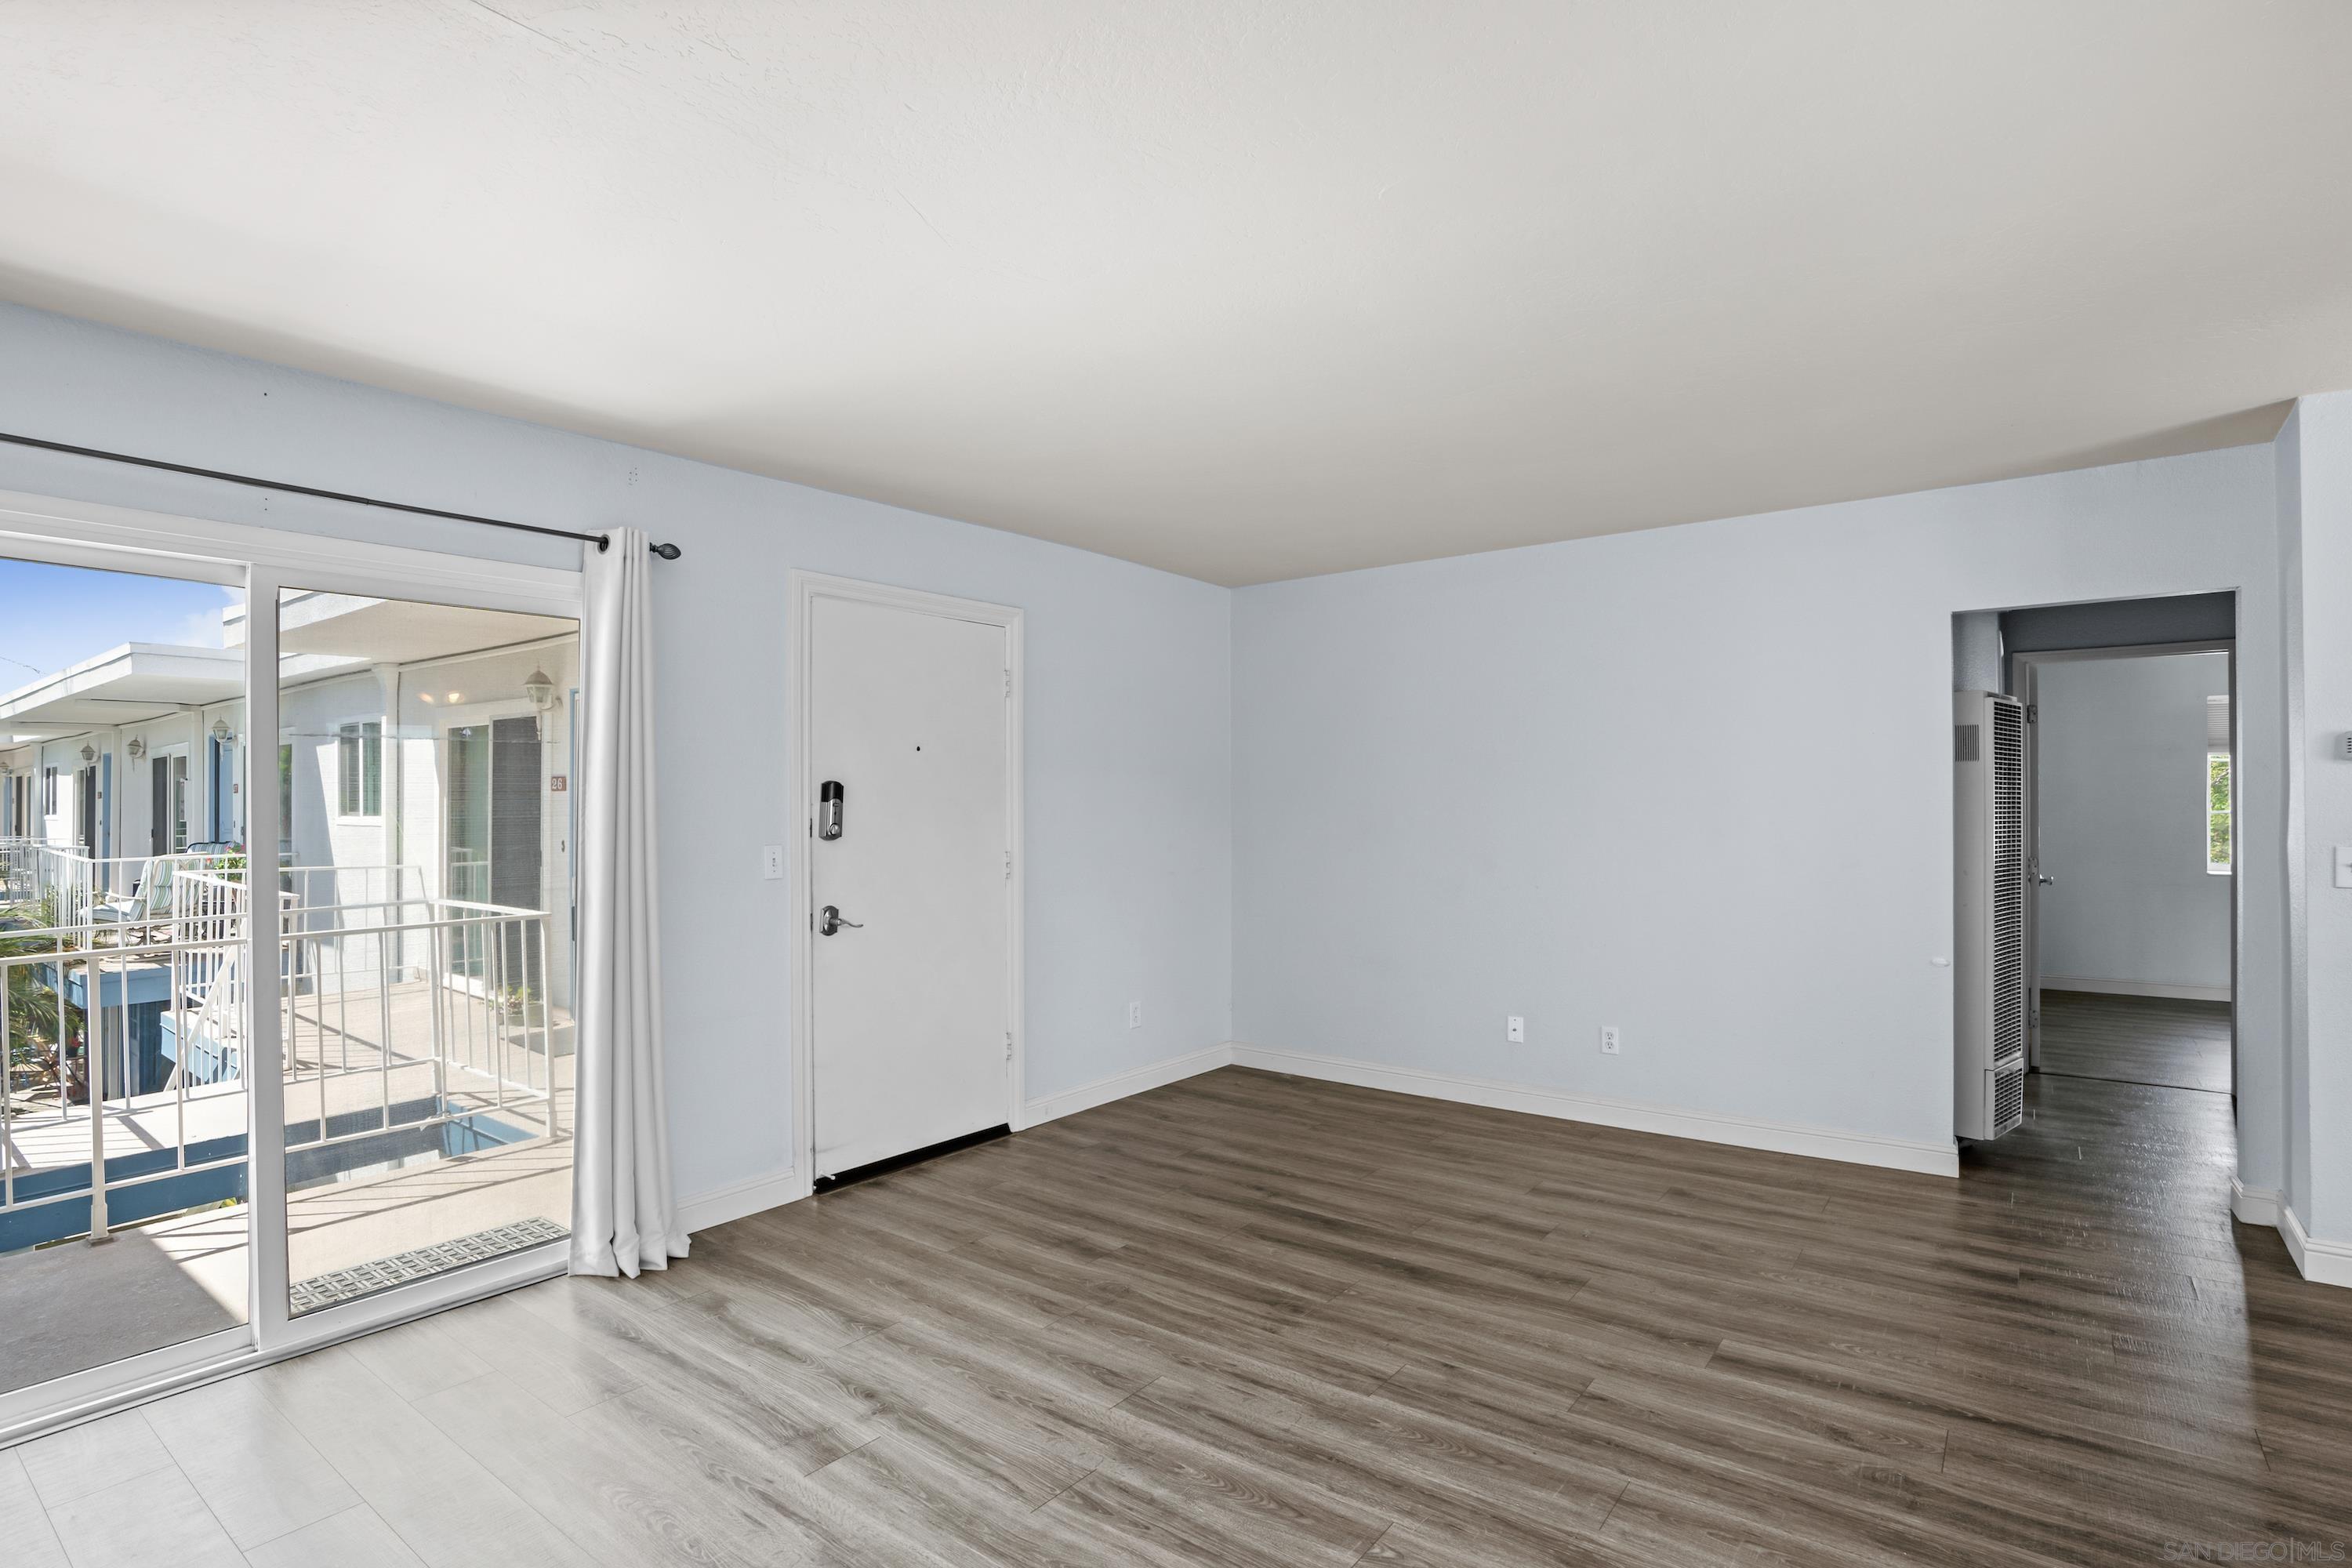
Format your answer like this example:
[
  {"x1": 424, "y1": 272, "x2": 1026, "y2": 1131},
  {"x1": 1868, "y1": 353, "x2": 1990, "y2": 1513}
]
[{"x1": 2017, "y1": 644, "x2": 2234, "y2": 1102}]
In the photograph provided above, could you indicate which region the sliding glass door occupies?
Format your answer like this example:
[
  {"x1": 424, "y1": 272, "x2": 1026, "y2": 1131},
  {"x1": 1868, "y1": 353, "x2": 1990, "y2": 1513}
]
[
  {"x1": 0, "y1": 511, "x2": 585, "y2": 1444},
  {"x1": 273, "y1": 586, "x2": 579, "y2": 1317},
  {"x1": 0, "y1": 551, "x2": 251, "y2": 1405}
]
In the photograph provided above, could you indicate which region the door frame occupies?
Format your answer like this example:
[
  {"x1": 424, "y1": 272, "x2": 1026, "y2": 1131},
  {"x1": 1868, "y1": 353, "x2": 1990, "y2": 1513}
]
[
  {"x1": 150, "y1": 743, "x2": 192, "y2": 856},
  {"x1": 788, "y1": 571, "x2": 1025, "y2": 1197},
  {"x1": 2008, "y1": 638, "x2": 2237, "y2": 1099},
  {"x1": 435, "y1": 704, "x2": 543, "y2": 996}
]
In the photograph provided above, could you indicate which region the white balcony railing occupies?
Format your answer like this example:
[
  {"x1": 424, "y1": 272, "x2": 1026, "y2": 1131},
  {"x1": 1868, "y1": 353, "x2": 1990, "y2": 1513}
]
[
  {"x1": 2, "y1": 849, "x2": 560, "y2": 1257},
  {"x1": 0, "y1": 908, "x2": 246, "y2": 1243},
  {"x1": 0, "y1": 838, "x2": 245, "y2": 932},
  {"x1": 0, "y1": 836, "x2": 38, "y2": 906}
]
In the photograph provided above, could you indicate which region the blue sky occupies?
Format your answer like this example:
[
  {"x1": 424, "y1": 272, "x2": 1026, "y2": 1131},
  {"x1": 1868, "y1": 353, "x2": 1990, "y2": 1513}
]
[{"x1": 0, "y1": 557, "x2": 242, "y2": 691}]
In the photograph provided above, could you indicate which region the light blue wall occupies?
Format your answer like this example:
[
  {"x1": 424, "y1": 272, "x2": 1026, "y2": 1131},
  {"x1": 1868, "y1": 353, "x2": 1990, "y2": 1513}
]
[
  {"x1": 0, "y1": 302, "x2": 1234, "y2": 1203},
  {"x1": 2277, "y1": 407, "x2": 2310, "y2": 1228},
  {"x1": 1233, "y1": 445, "x2": 2285, "y2": 1179},
  {"x1": 2278, "y1": 392, "x2": 2352, "y2": 1243}
]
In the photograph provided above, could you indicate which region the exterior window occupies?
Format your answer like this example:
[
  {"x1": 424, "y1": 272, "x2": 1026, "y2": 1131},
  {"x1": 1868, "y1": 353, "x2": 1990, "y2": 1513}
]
[
  {"x1": 42, "y1": 765, "x2": 56, "y2": 815},
  {"x1": 279, "y1": 741, "x2": 295, "y2": 846},
  {"x1": 2205, "y1": 695, "x2": 2230, "y2": 877},
  {"x1": 2207, "y1": 751, "x2": 2231, "y2": 875},
  {"x1": 337, "y1": 720, "x2": 383, "y2": 818}
]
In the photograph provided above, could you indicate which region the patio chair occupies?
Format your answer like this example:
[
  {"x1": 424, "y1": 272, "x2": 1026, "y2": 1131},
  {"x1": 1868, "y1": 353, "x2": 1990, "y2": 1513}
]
[{"x1": 89, "y1": 855, "x2": 176, "y2": 942}]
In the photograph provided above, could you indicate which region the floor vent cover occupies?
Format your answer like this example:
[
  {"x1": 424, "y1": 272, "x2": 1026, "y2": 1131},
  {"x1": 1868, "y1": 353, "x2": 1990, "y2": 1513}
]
[{"x1": 289, "y1": 1216, "x2": 570, "y2": 1314}]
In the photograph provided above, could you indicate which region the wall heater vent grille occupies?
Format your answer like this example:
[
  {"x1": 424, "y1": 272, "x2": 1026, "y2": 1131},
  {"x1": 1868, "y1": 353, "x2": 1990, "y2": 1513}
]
[
  {"x1": 1992, "y1": 1065, "x2": 2026, "y2": 1137},
  {"x1": 1955, "y1": 689, "x2": 2030, "y2": 1142},
  {"x1": 1990, "y1": 699, "x2": 2026, "y2": 1069}
]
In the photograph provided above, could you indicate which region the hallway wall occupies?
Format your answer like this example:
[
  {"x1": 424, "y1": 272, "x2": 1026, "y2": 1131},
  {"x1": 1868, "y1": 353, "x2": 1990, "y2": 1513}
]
[{"x1": 2034, "y1": 652, "x2": 2233, "y2": 999}]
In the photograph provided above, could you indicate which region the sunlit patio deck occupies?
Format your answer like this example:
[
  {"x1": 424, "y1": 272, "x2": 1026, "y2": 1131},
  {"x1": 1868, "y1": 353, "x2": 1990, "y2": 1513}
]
[{"x1": 1, "y1": 982, "x2": 572, "y2": 1397}]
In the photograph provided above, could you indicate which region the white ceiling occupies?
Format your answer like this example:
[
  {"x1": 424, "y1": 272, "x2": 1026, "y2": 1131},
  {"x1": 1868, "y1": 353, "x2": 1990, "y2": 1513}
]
[{"x1": 3, "y1": 3, "x2": 2347, "y2": 586}]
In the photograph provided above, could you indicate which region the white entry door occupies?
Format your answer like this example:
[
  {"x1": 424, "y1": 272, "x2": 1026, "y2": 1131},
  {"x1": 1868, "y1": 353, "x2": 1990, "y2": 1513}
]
[{"x1": 808, "y1": 593, "x2": 1012, "y2": 1178}]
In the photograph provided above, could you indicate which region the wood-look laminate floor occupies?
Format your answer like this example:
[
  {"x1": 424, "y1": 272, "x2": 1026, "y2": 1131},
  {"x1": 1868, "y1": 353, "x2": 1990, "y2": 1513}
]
[
  {"x1": 2040, "y1": 987, "x2": 2234, "y2": 1093},
  {"x1": 10, "y1": 1062, "x2": 2350, "y2": 1567}
]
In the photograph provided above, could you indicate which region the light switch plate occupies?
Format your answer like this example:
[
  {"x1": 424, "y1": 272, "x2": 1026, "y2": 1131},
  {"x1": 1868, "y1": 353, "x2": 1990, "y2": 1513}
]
[{"x1": 762, "y1": 845, "x2": 784, "y2": 880}]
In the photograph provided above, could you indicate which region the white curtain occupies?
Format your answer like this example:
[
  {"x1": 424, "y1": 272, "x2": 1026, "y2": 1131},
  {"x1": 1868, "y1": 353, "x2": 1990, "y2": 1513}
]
[{"x1": 570, "y1": 527, "x2": 688, "y2": 1276}]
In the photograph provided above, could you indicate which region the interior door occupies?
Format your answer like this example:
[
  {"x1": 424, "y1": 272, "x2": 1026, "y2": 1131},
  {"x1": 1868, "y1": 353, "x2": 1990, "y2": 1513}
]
[{"x1": 809, "y1": 594, "x2": 1010, "y2": 1178}]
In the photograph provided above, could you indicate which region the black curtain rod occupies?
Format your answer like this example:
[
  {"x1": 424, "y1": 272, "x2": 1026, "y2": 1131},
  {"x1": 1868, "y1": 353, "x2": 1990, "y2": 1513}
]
[{"x1": 0, "y1": 427, "x2": 683, "y2": 560}]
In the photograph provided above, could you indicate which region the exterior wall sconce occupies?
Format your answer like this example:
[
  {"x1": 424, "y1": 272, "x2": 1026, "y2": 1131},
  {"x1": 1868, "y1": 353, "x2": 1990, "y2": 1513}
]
[
  {"x1": 523, "y1": 668, "x2": 557, "y2": 713},
  {"x1": 210, "y1": 718, "x2": 232, "y2": 742},
  {"x1": 79, "y1": 744, "x2": 96, "y2": 764},
  {"x1": 126, "y1": 736, "x2": 146, "y2": 760}
]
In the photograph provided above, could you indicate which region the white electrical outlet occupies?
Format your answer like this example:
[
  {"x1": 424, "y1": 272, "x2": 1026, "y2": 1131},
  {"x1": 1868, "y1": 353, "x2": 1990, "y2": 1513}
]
[
  {"x1": 1506, "y1": 1015, "x2": 1525, "y2": 1044},
  {"x1": 1600, "y1": 1025, "x2": 1622, "y2": 1055},
  {"x1": 1127, "y1": 1000, "x2": 1143, "y2": 1029}
]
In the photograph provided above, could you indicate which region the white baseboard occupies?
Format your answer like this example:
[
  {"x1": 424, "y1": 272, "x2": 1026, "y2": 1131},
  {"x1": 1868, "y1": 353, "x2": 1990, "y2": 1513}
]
[
  {"x1": 2230, "y1": 1176, "x2": 2281, "y2": 1227},
  {"x1": 672, "y1": 1047, "x2": 1239, "y2": 1232},
  {"x1": 674, "y1": 1166, "x2": 808, "y2": 1235},
  {"x1": 2281, "y1": 1205, "x2": 2352, "y2": 1288},
  {"x1": 2039, "y1": 975, "x2": 2231, "y2": 1004},
  {"x1": 1022, "y1": 1044, "x2": 1235, "y2": 1128},
  {"x1": 1229, "y1": 1044, "x2": 1960, "y2": 1178}
]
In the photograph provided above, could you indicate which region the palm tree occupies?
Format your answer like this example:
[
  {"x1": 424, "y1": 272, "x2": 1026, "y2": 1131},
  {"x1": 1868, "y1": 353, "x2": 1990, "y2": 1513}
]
[{"x1": 2, "y1": 892, "x2": 77, "y2": 1104}]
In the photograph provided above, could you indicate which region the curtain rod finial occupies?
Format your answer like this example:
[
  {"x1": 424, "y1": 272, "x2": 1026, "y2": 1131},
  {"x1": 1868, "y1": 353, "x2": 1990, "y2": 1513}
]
[{"x1": 597, "y1": 534, "x2": 679, "y2": 559}]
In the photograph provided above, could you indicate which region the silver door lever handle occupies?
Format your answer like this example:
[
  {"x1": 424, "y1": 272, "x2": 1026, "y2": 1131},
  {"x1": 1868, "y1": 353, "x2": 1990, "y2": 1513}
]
[
  {"x1": 818, "y1": 905, "x2": 862, "y2": 935},
  {"x1": 2036, "y1": 873, "x2": 2055, "y2": 886}
]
